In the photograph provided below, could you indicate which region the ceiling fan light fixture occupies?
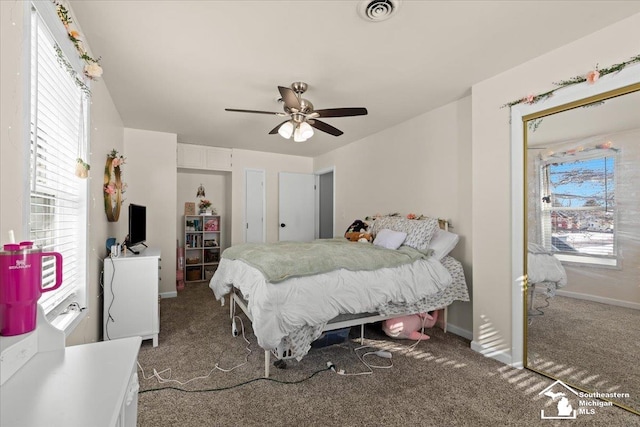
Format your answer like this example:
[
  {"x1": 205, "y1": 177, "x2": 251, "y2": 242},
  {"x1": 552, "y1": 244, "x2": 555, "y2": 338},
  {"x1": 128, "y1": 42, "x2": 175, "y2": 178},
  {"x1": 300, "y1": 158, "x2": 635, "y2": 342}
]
[
  {"x1": 278, "y1": 121, "x2": 294, "y2": 139},
  {"x1": 299, "y1": 122, "x2": 314, "y2": 139},
  {"x1": 293, "y1": 125, "x2": 307, "y2": 142}
]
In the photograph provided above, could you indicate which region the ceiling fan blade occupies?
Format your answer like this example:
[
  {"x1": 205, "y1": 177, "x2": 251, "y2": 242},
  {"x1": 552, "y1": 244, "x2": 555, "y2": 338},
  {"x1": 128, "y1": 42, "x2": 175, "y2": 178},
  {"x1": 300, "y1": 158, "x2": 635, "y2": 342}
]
[
  {"x1": 278, "y1": 86, "x2": 301, "y2": 110},
  {"x1": 268, "y1": 120, "x2": 290, "y2": 135},
  {"x1": 225, "y1": 108, "x2": 286, "y2": 116},
  {"x1": 309, "y1": 119, "x2": 344, "y2": 137},
  {"x1": 314, "y1": 107, "x2": 368, "y2": 118}
]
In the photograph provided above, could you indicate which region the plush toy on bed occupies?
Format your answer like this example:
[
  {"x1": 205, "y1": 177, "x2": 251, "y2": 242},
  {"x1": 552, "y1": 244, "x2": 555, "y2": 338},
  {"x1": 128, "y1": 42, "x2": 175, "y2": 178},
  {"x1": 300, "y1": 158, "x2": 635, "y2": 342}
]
[
  {"x1": 345, "y1": 231, "x2": 373, "y2": 242},
  {"x1": 382, "y1": 311, "x2": 439, "y2": 340},
  {"x1": 344, "y1": 219, "x2": 372, "y2": 243}
]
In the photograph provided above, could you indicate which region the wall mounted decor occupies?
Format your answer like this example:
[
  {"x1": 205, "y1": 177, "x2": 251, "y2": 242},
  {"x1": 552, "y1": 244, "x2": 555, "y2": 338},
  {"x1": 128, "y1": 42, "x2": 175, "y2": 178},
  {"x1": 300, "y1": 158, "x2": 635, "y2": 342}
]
[{"x1": 103, "y1": 149, "x2": 126, "y2": 222}]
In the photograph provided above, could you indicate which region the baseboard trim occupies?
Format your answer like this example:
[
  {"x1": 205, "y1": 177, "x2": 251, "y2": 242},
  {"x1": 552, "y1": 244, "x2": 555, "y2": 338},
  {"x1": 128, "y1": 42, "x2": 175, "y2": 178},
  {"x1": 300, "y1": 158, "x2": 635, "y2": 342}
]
[
  {"x1": 445, "y1": 323, "x2": 472, "y2": 341},
  {"x1": 470, "y1": 340, "x2": 516, "y2": 367},
  {"x1": 160, "y1": 291, "x2": 177, "y2": 299},
  {"x1": 555, "y1": 289, "x2": 640, "y2": 310}
]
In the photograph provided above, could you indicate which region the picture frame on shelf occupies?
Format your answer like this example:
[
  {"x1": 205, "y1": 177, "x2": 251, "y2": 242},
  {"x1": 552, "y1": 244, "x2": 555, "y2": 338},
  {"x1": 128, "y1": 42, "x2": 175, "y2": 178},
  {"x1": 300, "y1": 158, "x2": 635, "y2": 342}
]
[{"x1": 184, "y1": 202, "x2": 196, "y2": 215}]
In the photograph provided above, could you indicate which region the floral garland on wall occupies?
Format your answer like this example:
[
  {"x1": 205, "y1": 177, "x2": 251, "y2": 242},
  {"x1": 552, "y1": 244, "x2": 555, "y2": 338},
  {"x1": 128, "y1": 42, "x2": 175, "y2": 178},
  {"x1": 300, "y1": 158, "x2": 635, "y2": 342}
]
[
  {"x1": 54, "y1": 1, "x2": 103, "y2": 83},
  {"x1": 502, "y1": 54, "x2": 640, "y2": 108},
  {"x1": 52, "y1": 1, "x2": 104, "y2": 178},
  {"x1": 104, "y1": 150, "x2": 127, "y2": 222}
]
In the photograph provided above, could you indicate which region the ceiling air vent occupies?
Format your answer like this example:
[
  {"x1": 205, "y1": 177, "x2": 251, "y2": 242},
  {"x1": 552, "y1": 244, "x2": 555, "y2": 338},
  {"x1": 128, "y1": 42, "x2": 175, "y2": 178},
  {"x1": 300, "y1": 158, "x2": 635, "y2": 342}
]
[{"x1": 358, "y1": 0, "x2": 400, "y2": 22}]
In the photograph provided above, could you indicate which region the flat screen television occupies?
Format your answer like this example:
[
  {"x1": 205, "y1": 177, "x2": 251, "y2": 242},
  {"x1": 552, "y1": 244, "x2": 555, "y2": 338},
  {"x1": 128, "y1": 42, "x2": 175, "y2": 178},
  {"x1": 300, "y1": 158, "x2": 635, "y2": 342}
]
[{"x1": 127, "y1": 203, "x2": 147, "y2": 254}]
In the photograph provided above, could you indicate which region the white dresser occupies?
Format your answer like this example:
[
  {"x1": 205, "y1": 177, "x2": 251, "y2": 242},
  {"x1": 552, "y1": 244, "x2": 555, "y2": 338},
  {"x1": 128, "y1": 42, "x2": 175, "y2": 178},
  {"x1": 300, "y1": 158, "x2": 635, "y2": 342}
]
[
  {"x1": 103, "y1": 248, "x2": 161, "y2": 346},
  {"x1": 1, "y1": 308, "x2": 141, "y2": 427}
]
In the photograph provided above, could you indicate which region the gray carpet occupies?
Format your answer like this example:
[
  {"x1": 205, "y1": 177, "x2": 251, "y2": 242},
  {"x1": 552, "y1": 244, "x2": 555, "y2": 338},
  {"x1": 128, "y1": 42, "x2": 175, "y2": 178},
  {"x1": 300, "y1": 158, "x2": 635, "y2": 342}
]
[
  {"x1": 528, "y1": 293, "x2": 640, "y2": 411},
  {"x1": 136, "y1": 283, "x2": 639, "y2": 426}
]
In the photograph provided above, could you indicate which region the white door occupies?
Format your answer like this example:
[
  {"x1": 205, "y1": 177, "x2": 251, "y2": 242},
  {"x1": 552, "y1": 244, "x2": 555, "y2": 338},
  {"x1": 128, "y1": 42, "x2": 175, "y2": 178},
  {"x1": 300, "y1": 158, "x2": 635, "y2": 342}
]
[
  {"x1": 279, "y1": 172, "x2": 315, "y2": 241},
  {"x1": 245, "y1": 169, "x2": 265, "y2": 243}
]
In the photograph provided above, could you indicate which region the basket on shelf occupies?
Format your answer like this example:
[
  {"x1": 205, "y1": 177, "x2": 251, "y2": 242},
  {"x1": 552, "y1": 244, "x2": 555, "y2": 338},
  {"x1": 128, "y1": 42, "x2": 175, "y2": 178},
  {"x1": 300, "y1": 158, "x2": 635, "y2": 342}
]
[{"x1": 186, "y1": 269, "x2": 201, "y2": 281}]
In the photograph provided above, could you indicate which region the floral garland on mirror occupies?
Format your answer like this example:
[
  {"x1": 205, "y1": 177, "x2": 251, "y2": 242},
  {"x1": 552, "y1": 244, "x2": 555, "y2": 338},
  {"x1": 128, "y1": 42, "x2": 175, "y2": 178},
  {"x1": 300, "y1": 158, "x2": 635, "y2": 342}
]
[
  {"x1": 503, "y1": 54, "x2": 640, "y2": 108},
  {"x1": 104, "y1": 150, "x2": 127, "y2": 222}
]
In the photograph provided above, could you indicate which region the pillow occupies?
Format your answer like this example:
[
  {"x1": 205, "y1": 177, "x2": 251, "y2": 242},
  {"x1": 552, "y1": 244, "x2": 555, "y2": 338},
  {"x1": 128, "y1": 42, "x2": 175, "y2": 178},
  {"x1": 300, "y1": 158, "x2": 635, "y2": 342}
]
[
  {"x1": 372, "y1": 216, "x2": 439, "y2": 251},
  {"x1": 428, "y1": 228, "x2": 460, "y2": 260},
  {"x1": 373, "y1": 228, "x2": 407, "y2": 250}
]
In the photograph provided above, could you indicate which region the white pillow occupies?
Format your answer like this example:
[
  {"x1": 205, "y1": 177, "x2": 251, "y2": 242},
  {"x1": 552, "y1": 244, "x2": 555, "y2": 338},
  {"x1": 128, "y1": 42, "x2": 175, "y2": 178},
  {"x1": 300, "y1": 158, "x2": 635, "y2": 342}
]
[
  {"x1": 428, "y1": 228, "x2": 459, "y2": 260},
  {"x1": 373, "y1": 228, "x2": 407, "y2": 250}
]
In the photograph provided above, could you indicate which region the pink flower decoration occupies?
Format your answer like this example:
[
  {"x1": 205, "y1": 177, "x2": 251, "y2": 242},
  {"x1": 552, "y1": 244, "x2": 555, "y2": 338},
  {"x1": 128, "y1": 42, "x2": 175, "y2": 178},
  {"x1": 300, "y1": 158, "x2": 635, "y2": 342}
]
[
  {"x1": 406, "y1": 213, "x2": 416, "y2": 220},
  {"x1": 104, "y1": 183, "x2": 116, "y2": 195},
  {"x1": 525, "y1": 94, "x2": 535, "y2": 104},
  {"x1": 586, "y1": 70, "x2": 600, "y2": 84},
  {"x1": 112, "y1": 158, "x2": 120, "y2": 167}
]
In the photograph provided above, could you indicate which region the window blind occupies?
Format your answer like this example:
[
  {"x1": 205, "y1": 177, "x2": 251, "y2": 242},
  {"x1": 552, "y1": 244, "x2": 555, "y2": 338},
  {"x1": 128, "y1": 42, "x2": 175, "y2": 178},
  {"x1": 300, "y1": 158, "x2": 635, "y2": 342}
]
[{"x1": 29, "y1": 6, "x2": 88, "y2": 319}]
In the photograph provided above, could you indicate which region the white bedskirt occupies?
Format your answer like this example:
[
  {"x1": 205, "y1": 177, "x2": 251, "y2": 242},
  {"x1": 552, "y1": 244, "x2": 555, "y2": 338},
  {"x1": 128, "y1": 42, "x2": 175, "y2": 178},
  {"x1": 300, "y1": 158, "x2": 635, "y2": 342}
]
[{"x1": 210, "y1": 255, "x2": 466, "y2": 356}]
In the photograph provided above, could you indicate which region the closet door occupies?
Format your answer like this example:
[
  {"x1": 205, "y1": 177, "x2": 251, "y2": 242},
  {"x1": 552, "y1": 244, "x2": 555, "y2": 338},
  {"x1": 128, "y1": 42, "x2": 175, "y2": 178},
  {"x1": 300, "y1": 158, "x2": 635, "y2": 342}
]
[
  {"x1": 245, "y1": 169, "x2": 265, "y2": 243},
  {"x1": 279, "y1": 172, "x2": 315, "y2": 242}
]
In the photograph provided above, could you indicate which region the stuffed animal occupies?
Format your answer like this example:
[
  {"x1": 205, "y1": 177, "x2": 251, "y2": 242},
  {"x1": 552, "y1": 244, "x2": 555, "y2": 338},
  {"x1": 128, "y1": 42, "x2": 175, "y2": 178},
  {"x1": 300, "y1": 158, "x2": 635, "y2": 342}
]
[
  {"x1": 345, "y1": 219, "x2": 368, "y2": 234},
  {"x1": 345, "y1": 232, "x2": 372, "y2": 242},
  {"x1": 382, "y1": 311, "x2": 439, "y2": 341},
  {"x1": 344, "y1": 219, "x2": 371, "y2": 242}
]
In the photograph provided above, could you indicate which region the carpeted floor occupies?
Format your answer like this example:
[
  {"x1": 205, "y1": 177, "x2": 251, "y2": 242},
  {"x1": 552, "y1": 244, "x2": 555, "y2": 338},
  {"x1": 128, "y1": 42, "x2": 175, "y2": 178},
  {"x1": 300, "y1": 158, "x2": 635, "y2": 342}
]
[
  {"x1": 527, "y1": 293, "x2": 640, "y2": 411},
  {"x1": 136, "y1": 283, "x2": 639, "y2": 426}
]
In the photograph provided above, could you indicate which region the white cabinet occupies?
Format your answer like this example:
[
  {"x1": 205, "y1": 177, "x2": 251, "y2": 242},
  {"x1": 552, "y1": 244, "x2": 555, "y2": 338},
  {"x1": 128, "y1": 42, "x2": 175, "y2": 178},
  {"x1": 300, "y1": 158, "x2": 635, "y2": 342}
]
[
  {"x1": 1, "y1": 329, "x2": 141, "y2": 427},
  {"x1": 103, "y1": 249, "x2": 161, "y2": 347},
  {"x1": 184, "y1": 215, "x2": 222, "y2": 282},
  {"x1": 177, "y1": 144, "x2": 232, "y2": 171}
]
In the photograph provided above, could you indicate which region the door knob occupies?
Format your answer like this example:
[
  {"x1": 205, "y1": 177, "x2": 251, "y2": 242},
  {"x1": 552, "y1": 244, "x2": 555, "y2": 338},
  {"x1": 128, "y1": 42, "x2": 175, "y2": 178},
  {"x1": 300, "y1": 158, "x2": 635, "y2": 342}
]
[{"x1": 280, "y1": 223, "x2": 286, "y2": 228}]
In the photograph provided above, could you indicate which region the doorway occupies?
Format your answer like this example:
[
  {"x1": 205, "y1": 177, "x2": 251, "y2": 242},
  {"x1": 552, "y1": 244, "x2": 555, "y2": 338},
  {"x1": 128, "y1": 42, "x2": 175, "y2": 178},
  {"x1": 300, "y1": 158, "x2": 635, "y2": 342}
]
[{"x1": 316, "y1": 169, "x2": 334, "y2": 239}]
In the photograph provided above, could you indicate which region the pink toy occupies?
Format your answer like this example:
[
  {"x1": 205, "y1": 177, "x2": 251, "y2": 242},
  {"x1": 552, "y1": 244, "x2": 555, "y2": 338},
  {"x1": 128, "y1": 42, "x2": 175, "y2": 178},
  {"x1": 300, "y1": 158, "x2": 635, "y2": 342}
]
[{"x1": 382, "y1": 311, "x2": 439, "y2": 341}]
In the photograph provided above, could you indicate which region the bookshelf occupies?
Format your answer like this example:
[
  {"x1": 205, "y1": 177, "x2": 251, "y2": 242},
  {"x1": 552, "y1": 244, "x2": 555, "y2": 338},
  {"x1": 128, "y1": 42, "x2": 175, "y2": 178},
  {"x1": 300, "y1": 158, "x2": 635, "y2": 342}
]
[{"x1": 184, "y1": 214, "x2": 221, "y2": 282}]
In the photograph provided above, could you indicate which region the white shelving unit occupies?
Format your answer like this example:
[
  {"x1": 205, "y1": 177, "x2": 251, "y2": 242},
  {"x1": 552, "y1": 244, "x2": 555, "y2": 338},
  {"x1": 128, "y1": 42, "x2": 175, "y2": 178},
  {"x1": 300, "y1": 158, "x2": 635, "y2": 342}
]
[
  {"x1": 184, "y1": 214, "x2": 222, "y2": 283},
  {"x1": 103, "y1": 248, "x2": 161, "y2": 347}
]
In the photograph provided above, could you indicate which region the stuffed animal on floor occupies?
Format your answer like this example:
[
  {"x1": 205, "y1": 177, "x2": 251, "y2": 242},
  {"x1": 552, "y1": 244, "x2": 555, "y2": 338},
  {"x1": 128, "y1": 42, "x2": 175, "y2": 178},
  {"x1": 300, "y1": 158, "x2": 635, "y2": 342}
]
[{"x1": 382, "y1": 311, "x2": 439, "y2": 340}]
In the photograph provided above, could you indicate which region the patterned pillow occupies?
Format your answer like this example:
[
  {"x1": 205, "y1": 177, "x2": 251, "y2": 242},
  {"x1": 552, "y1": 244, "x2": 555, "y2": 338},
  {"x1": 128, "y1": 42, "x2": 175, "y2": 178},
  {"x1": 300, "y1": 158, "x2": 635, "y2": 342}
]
[{"x1": 371, "y1": 216, "x2": 439, "y2": 251}]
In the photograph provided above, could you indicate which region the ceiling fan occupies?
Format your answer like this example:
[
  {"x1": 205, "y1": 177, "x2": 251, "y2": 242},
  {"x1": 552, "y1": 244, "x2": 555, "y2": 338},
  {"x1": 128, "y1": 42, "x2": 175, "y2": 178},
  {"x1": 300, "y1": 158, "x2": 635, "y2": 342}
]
[{"x1": 225, "y1": 82, "x2": 368, "y2": 142}]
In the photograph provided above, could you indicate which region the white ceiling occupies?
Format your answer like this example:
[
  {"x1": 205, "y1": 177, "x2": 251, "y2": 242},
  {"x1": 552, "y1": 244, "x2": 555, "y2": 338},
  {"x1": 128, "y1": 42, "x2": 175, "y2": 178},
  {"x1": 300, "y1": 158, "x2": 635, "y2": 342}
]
[{"x1": 68, "y1": 0, "x2": 640, "y2": 157}]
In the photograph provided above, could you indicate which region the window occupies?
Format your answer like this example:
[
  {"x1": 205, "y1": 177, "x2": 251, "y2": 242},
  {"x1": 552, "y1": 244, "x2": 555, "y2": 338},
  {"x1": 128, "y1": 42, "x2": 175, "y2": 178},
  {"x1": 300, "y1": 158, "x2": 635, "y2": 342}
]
[
  {"x1": 28, "y1": 2, "x2": 89, "y2": 331},
  {"x1": 540, "y1": 152, "x2": 617, "y2": 267}
]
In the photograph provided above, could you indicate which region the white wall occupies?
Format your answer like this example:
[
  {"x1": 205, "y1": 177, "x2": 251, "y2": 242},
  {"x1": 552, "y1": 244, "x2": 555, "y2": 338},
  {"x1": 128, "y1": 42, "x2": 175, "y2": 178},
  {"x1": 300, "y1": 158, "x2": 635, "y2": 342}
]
[
  {"x1": 0, "y1": 1, "x2": 125, "y2": 346},
  {"x1": 176, "y1": 170, "x2": 231, "y2": 251},
  {"x1": 230, "y1": 149, "x2": 313, "y2": 245},
  {"x1": 314, "y1": 97, "x2": 473, "y2": 335},
  {"x1": 471, "y1": 13, "x2": 640, "y2": 363},
  {"x1": 123, "y1": 128, "x2": 177, "y2": 296}
]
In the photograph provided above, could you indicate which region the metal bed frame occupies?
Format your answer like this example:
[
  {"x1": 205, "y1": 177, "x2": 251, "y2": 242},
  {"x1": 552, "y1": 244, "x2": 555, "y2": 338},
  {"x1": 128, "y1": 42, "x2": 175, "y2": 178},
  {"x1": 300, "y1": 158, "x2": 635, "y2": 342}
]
[{"x1": 229, "y1": 288, "x2": 447, "y2": 377}]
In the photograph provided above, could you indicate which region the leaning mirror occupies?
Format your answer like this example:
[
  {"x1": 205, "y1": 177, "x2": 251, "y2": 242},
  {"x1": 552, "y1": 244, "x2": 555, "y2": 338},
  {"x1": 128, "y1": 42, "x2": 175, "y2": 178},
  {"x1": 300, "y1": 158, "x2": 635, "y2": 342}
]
[{"x1": 524, "y1": 81, "x2": 640, "y2": 414}]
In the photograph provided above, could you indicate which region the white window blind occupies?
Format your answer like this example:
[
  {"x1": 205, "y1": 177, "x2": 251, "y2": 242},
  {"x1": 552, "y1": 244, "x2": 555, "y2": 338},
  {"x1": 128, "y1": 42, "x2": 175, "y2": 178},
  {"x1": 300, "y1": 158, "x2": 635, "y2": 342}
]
[{"x1": 29, "y1": 5, "x2": 88, "y2": 320}]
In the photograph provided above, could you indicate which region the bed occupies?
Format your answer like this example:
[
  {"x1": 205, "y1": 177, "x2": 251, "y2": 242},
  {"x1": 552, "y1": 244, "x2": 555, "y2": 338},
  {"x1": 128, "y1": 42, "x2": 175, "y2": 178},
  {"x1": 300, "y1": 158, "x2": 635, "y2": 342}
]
[
  {"x1": 209, "y1": 216, "x2": 470, "y2": 376},
  {"x1": 527, "y1": 242, "x2": 567, "y2": 319}
]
